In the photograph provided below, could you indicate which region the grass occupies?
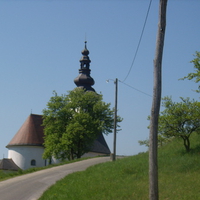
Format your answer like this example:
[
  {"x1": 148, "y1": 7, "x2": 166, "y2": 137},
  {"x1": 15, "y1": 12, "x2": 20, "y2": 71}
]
[
  {"x1": 0, "y1": 170, "x2": 18, "y2": 180},
  {"x1": 39, "y1": 154, "x2": 149, "y2": 200},
  {"x1": 39, "y1": 133, "x2": 200, "y2": 200}
]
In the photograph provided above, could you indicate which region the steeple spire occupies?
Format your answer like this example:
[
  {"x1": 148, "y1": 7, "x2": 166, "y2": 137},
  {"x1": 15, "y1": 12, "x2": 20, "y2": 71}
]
[
  {"x1": 74, "y1": 41, "x2": 95, "y2": 92},
  {"x1": 80, "y1": 41, "x2": 91, "y2": 69}
]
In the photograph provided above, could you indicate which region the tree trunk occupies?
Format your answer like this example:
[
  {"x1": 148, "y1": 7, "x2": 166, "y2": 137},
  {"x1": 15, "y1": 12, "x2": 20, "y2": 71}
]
[
  {"x1": 70, "y1": 148, "x2": 74, "y2": 160},
  {"x1": 149, "y1": 1, "x2": 168, "y2": 200},
  {"x1": 182, "y1": 136, "x2": 190, "y2": 152},
  {"x1": 77, "y1": 140, "x2": 83, "y2": 159}
]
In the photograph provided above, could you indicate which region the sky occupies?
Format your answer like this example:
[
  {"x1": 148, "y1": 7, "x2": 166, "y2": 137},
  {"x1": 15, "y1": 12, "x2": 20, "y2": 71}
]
[{"x1": 0, "y1": 0, "x2": 199, "y2": 158}]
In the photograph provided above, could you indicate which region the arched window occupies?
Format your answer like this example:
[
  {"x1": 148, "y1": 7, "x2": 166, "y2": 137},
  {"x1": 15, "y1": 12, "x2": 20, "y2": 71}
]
[{"x1": 31, "y1": 159, "x2": 36, "y2": 166}]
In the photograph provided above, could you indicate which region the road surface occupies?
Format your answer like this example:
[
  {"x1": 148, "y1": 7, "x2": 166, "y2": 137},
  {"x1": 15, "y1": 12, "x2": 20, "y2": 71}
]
[{"x1": 0, "y1": 157, "x2": 111, "y2": 200}]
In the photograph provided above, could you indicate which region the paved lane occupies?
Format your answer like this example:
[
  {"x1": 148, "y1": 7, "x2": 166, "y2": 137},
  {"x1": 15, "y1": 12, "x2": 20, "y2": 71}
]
[{"x1": 0, "y1": 157, "x2": 111, "y2": 200}]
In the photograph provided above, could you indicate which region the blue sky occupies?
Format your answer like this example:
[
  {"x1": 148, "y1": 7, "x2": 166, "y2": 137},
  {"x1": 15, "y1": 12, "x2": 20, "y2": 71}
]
[{"x1": 0, "y1": 0, "x2": 199, "y2": 158}]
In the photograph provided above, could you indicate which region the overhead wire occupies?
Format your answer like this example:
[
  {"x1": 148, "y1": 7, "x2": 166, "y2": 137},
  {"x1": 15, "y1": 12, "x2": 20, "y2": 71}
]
[
  {"x1": 119, "y1": 81, "x2": 152, "y2": 97},
  {"x1": 122, "y1": 0, "x2": 153, "y2": 83}
]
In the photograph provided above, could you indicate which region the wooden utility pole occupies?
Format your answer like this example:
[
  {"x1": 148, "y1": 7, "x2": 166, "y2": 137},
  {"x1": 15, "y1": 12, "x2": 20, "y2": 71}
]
[
  {"x1": 149, "y1": 0, "x2": 168, "y2": 200},
  {"x1": 112, "y1": 78, "x2": 118, "y2": 161}
]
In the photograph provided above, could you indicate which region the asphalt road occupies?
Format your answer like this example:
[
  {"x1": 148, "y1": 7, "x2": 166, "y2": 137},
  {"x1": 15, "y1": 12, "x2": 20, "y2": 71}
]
[{"x1": 0, "y1": 157, "x2": 111, "y2": 200}]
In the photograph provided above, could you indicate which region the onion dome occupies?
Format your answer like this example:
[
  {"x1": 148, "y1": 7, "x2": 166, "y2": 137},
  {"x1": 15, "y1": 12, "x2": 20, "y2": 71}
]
[{"x1": 74, "y1": 41, "x2": 95, "y2": 92}]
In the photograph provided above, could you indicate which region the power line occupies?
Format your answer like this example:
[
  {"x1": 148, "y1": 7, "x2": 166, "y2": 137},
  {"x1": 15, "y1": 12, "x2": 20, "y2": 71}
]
[
  {"x1": 107, "y1": 79, "x2": 152, "y2": 97},
  {"x1": 122, "y1": 0, "x2": 153, "y2": 83},
  {"x1": 119, "y1": 81, "x2": 152, "y2": 97}
]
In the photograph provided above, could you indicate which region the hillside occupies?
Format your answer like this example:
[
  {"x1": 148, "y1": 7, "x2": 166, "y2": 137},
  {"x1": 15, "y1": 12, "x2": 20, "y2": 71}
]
[{"x1": 39, "y1": 133, "x2": 200, "y2": 200}]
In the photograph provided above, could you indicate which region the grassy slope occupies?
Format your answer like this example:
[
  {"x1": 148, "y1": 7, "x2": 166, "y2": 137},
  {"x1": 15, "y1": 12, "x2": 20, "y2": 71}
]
[{"x1": 39, "y1": 134, "x2": 200, "y2": 200}]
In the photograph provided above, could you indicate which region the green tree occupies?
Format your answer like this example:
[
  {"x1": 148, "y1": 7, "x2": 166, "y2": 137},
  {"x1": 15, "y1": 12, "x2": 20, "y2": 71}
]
[
  {"x1": 180, "y1": 51, "x2": 200, "y2": 93},
  {"x1": 140, "y1": 97, "x2": 200, "y2": 152},
  {"x1": 139, "y1": 115, "x2": 174, "y2": 148},
  {"x1": 138, "y1": 134, "x2": 173, "y2": 148},
  {"x1": 158, "y1": 96, "x2": 200, "y2": 152},
  {"x1": 42, "y1": 88, "x2": 121, "y2": 160}
]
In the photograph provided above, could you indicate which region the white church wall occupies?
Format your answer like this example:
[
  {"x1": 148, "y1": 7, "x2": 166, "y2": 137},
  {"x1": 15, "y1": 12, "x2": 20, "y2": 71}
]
[
  {"x1": 8, "y1": 146, "x2": 108, "y2": 170},
  {"x1": 45, "y1": 157, "x2": 61, "y2": 166},
  {"x1": 8, "y1": 146, "x2": 46, "y2": 170},
  {"x1": 51, "y1": 157, "x2": 61, "y2": 164}
]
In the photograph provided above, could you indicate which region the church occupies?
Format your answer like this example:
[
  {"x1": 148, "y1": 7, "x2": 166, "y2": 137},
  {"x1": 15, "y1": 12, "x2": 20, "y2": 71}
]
[{"x1": 5, "y1": 42, "x2": 110, "y2": 170}]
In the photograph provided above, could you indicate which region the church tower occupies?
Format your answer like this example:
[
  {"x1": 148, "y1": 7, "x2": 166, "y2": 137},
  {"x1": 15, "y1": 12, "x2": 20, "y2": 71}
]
[
  {"x1": 6, "y1": 42, "x2": 110, "y2": 170},
  {"x1": 74, "y1": 41, "x2": 95, "y2": 92}
]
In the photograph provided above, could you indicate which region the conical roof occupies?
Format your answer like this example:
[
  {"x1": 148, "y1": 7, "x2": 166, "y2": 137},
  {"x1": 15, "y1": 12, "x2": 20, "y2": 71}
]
[
  {"x1": 6, "y1": 114, "x2": 44, "y2": 147},
  {"x1": 0, "y1": 158, "x2": 21, "y2": 170},
  {"x1": 6, "y1": 114, "x2": 110, "y2": 154},
  {"x1": 91, "y1": 133, "x2": 111, "y2": 154}
]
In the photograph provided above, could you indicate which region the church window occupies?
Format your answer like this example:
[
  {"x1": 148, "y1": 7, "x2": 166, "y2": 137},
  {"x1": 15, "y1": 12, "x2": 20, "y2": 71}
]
[{"x1": 31, "y1": 159, "x2": 36, "y2": 166}]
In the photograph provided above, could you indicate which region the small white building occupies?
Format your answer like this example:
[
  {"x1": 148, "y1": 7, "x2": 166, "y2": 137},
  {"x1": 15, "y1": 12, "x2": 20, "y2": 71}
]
[{"x1": 6, "y1": 114, "x2": 110, "y2": 170}]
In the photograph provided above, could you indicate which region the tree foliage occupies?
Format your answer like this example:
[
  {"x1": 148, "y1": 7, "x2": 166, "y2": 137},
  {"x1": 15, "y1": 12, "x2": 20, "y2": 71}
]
[
  {"x1": 42, "y1": 88, "x2": 121, "y2": 160},
  {"x1": 140, "y1": 97, "x2": 200, "y2": 152},
  {"x1": 158, "y1": 97, "x2": 200, "y2": 152},
  {"x1": 138, "y1": 134, "x2": 173, "y2": 148},
  {"x1": 180, "y1": 51, "x2": 200, "y2": 93}
]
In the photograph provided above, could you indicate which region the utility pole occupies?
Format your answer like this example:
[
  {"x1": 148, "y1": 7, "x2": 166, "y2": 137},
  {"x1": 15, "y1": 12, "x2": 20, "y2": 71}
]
[
  {"x1": 112, "y1": 78, "x2": 118, "y2": 161},
  {"x1": 149, "y1": 0, "x2": 168, "y2": 200}
]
